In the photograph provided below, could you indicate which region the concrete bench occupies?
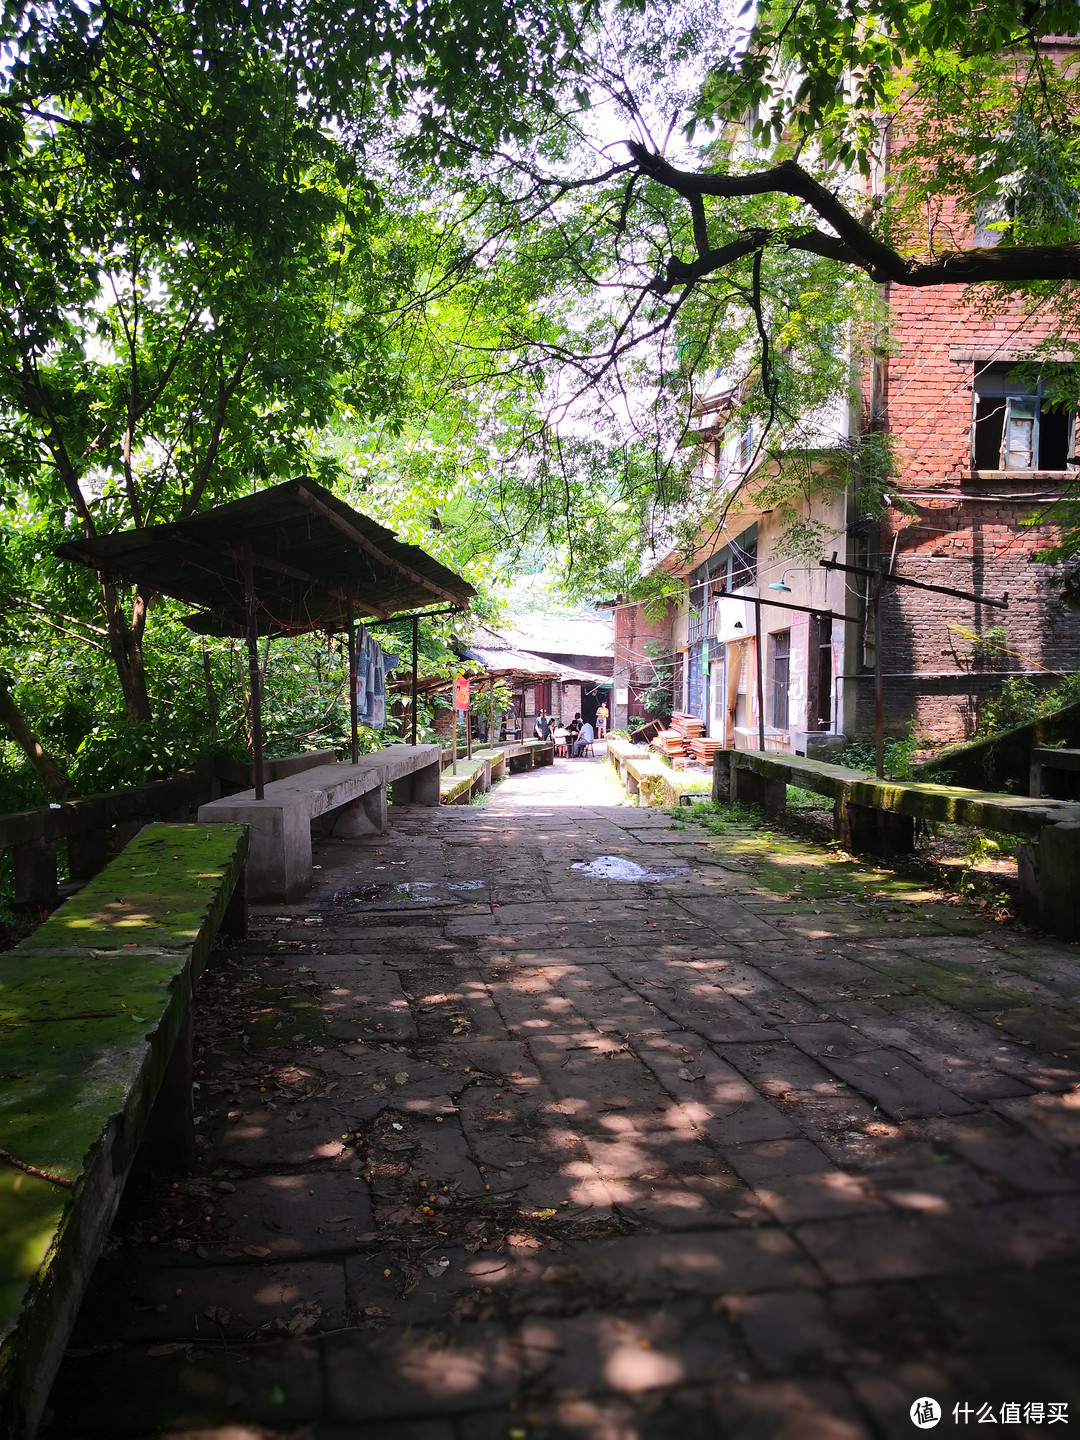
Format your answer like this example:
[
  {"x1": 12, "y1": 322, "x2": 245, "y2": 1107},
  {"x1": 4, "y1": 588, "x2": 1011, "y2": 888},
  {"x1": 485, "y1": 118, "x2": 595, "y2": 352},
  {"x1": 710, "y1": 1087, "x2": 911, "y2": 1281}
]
[
  {"x1": 435, "y1": 742, "x2": 552, "y2": 807},
  {"x1": 605, "y1": 735, "x2": 641, "y2": 788},
  {"x1": 0, "y1": 822, "x2": 248, "y2": 1438},
  {"x1": 502, "y1": 739, "x2": 555, "y2": 772},
  {"x1": 623, "y1": 755, "x2": 670, "y2": 805},
  {"x1": 440, "y1": 757, "x2": 492, "y2": 805},
  {"x1": 198, "y1": 746, "x2": 440, "y2": 902},
  {"x1": 471, "y1": 748, "x2": 508, "y2": 783},
  {"x1": 1030, "y1": 747, "x2": 1080, "y2": 801},
  {"x1": 716, "y1": 750, "x2": 1080, "y2": 940}
]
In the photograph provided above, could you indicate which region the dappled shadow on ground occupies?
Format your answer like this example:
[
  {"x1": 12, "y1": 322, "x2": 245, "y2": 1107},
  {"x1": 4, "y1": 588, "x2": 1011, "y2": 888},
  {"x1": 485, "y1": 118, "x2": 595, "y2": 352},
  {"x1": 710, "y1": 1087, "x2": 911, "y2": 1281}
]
[{"x1": 44, "y1": 768, "x2": 1080, "y2": 1438}]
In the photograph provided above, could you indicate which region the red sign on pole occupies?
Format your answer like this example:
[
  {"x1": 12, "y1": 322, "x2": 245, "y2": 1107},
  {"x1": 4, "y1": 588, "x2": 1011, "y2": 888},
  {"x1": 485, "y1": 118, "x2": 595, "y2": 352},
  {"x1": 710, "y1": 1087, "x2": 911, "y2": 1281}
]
[{"x1": 454, "y1": 674, "x2": 470, "y2": 711}]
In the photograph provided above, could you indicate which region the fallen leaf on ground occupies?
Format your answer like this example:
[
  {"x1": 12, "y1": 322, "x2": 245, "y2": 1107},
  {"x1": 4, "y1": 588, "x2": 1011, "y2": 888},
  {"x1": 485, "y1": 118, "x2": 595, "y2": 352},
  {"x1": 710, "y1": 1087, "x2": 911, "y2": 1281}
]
[{"x1": 288, "y1": 1302, "x2": 322, "y2": 1335}]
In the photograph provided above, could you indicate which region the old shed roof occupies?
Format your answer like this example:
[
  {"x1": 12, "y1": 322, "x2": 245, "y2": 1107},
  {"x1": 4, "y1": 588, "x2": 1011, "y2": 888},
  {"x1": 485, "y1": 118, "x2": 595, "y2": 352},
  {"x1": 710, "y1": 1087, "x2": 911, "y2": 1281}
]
[
  {"x1": 462, "y1": 643, "x2": 562, "y2": 680},
  {"x1": 56, "y1": 478, "x2": 474, "y2": 636}
]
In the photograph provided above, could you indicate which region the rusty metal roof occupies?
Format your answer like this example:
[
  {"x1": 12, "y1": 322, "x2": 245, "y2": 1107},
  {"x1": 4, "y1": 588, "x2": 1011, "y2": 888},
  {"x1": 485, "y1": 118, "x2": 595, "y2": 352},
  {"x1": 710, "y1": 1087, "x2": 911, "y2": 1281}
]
[
  {"x1": 462, "y1": 643, "x2": 562, "y2": 680},
  {"x1": 55, "y1": 478, "x2": 474, "y2": 635}
]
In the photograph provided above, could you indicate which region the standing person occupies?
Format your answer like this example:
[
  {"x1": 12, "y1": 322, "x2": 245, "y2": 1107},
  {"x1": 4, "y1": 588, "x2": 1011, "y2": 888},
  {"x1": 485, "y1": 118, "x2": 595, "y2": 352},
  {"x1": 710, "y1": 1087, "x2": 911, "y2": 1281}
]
[
  {"x1": 596, "y1": 700, "x2": 609, "y2": 737},
  {"x1": 572, "y1": 717, "x2": 595, "y2": 757},
  {"x1": 533, "y1": 708, "x2": 550, "y2": 741}
]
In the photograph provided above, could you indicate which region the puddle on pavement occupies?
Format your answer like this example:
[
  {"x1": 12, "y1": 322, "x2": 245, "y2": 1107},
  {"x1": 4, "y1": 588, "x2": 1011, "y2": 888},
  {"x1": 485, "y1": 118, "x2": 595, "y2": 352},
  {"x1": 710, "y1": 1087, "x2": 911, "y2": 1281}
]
[
  {"x1": 571, "y1": 855, "x2": 689, "y2": 882},
  {"x1": 329, "y1": 880, "x2": 439, "y2": 909},
  {"x1": 447, "y1": 879, "x2": 486, "y2": 892}
]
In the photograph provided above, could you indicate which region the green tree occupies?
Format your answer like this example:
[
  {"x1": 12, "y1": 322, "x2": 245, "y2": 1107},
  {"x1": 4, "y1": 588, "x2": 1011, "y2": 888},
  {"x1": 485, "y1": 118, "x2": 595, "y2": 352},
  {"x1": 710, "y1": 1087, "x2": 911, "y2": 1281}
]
[
  {"x1": 389, "y1": 0, "x2": 1080, "y2": 599},
  {"x1": 0, "y1": 5, "x2": 411, "y2": 721},
  {"x1": 0, "y1": 0, "x2": 606, "y2": 731},
  {"x1": 627, "y1": 0, "x2": 1080, "y2": 288}
]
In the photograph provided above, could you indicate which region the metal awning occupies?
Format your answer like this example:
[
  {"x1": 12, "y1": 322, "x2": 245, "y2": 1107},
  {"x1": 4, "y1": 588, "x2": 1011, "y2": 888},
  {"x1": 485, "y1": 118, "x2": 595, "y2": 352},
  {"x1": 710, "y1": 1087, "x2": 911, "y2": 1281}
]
[
  {"x1": 56, "y1": 477, "x2": 475, "y2": 636},
  {"x1": 57, "y1": 478, "x2": 474, "y2": 796}
]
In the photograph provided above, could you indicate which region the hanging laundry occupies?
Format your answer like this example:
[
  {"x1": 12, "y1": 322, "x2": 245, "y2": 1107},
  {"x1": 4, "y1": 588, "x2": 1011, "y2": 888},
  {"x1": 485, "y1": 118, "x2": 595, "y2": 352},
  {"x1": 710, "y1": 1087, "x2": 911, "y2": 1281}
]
[{"x1": 352, "y1": 628, "x2": 397, "y2": 731}]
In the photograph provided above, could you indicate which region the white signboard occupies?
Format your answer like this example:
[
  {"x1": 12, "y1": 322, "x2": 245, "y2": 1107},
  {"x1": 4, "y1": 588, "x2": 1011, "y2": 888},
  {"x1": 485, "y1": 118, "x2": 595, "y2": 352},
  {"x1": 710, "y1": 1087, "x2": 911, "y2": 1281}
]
[
  {"x1": 615, "y1": 688, "x2": 629, "y2": 705},
  {"x1": 715, "y1": 596, "x2": 752, "y2": 644}
]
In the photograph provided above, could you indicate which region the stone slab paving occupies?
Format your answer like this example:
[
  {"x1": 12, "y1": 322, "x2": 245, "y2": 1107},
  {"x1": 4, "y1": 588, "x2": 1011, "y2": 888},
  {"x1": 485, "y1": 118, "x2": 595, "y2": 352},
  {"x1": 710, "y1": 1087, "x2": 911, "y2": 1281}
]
[{"x1": 43, "y1": 753, "x2": 1080, "y2": 1439}]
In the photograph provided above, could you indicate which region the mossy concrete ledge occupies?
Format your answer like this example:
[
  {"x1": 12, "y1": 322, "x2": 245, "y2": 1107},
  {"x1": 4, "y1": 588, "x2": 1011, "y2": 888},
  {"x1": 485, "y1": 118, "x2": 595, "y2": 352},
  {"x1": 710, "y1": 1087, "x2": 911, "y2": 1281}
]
[
  {"x1": 719, "y1": 750, "x2": 1080, "y2": 940},
  {"x1": 0, "y1": 822, "x2": 248, "y2": 1439},
  {"x1": 604, "y1": 739, "x2": 710, "y2": 807},
  {"x1": 439, "y1": 756, "x2": 492, "y2": 805}
]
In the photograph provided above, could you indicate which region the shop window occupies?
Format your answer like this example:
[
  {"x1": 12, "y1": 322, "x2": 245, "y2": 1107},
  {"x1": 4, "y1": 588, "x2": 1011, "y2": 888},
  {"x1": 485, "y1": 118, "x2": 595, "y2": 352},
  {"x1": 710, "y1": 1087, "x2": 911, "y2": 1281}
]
[
  {"x1": 972, "y1": 363, "x2": 1076, "y2": 471},
  {"x1": 770, "y1": 630, "x2": 790, "y2": 730},
  {"x1": 729, "y1": 527, "x2": 757, "y2": 590}
]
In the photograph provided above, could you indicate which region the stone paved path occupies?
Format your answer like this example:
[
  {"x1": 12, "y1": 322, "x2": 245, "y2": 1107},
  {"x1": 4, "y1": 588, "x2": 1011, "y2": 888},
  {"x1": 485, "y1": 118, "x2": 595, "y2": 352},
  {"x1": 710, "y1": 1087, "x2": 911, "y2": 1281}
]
[{"x1": 45, "y1": 753, "x2": 1080, "y2": 1439}]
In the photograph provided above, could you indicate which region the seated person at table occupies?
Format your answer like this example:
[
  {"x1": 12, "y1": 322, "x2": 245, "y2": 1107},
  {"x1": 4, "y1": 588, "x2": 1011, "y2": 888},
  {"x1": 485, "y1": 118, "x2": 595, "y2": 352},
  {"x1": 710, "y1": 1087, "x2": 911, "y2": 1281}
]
[
  {"x1": 566, "y1": 712, "x2": 582, "y2": 739},
  {"x1": 572, "y1": 719, "x2": 595, "y2": 756}
]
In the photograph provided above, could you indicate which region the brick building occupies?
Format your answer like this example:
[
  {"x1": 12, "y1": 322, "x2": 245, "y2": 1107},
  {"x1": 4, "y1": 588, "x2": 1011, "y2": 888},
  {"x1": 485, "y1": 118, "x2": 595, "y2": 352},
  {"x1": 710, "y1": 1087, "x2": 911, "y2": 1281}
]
[
  {"x1": 609, "y1": 598, "x2": 677, "y2": 732},
  {"x1": 612, "y1": 289, "x2": 1079, "y2": 750},
  {"x1": 862, "y1": 286, "x2": 1080, "y2": 741},
  {"x1": 609, "y1": 31, "x2": 1080, "y2": 752}
]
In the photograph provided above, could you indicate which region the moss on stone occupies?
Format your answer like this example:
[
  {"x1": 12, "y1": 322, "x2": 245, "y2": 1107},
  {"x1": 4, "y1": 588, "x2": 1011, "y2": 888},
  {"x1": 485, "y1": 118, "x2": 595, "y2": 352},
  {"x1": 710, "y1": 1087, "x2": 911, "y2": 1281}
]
[{"x1": 0, "y1": 823, "x2": 248, "y2": 1392}]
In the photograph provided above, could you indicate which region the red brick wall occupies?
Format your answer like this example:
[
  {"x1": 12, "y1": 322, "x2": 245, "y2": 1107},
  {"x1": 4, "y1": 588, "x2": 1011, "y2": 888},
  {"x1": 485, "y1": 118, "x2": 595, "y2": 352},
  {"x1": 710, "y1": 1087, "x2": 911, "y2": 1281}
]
[
  {"x1": 614, "y1": 600, "x2": 676, "y2": 723},
  {"x1": 852, "y1": 281, "x2": 1080, "y2": 741}
]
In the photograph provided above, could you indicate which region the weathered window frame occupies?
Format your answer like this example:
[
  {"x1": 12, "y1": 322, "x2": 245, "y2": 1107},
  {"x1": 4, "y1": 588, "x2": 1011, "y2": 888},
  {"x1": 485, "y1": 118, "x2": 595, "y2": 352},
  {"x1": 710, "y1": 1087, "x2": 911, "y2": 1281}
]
[{"x1": 971, "y1": 364, "x2": 1077, "y2": 472}]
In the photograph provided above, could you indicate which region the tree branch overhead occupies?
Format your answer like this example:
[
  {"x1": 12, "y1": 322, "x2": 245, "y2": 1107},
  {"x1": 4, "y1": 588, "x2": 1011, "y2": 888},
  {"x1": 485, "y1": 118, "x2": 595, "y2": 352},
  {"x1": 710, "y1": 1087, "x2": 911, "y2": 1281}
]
[{"x1": 625, "y1": 142, "x2": 1080, "y2": 286}]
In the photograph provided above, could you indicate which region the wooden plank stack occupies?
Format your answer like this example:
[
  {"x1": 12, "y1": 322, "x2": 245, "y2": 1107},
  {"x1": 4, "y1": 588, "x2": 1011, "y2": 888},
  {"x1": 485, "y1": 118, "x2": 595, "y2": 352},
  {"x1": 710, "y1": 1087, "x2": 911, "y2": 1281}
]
[
  {"x1": 669, "y1": 712, "x2": 706, "y2": 742},
  {"x1": 650, "y1": 729, "x2": 686, "y2": 759},
  {"x1": 688, "y1": 736, "x2": 724, "y2": 762},
  {"x1": 649, "y1": 714, "x2": 727, "y2": 766}
]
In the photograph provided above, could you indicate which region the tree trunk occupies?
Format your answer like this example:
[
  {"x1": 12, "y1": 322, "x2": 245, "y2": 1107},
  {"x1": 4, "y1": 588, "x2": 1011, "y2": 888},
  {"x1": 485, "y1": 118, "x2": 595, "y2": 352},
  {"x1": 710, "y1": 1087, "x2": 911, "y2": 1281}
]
[
  {"x1": 0, "y1": 682, "x2": 79, "y2": 800},
  {"x1": 101, "y1": 578, "x2": 153, "y2": 722}
]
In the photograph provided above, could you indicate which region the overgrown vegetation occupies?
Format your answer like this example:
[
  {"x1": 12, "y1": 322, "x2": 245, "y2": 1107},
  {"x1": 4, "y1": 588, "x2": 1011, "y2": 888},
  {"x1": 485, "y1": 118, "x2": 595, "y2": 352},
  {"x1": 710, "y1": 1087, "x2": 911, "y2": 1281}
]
[
  {"x1": 6, "y1": 0, "x2": 1080, "y2": 824},
  {"x1": 977, "y1": 674, "x2": 1080, "y2": 737},
  {"x1": 838, "y1": 726, "x2": 928, "y2": 780}
]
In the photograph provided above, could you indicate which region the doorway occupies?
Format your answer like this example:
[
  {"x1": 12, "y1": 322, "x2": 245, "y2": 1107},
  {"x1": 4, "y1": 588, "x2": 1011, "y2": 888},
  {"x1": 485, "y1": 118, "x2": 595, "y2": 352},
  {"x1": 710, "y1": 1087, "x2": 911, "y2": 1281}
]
[{"x1": 806, "y1": 615, "x2": 833, "y2": 730}]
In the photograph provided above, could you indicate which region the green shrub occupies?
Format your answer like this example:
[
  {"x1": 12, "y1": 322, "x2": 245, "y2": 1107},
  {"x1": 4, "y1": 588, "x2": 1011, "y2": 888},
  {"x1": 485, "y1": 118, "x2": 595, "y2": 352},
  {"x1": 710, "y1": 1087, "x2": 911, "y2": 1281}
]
[{"x1": 838, "y1": 724, "x2": 927, "y2": 780}]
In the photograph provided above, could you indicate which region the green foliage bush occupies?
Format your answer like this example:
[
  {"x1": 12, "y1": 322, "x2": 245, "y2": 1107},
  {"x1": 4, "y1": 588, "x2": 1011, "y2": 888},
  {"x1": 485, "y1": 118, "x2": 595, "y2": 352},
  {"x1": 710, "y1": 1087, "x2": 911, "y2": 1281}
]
[
  {"x1": 978, "y1": 674, "x2": 1080, "y2": 737},
  {"x1": 838, "y1": 726, "x2": 927, "y2": 780}
]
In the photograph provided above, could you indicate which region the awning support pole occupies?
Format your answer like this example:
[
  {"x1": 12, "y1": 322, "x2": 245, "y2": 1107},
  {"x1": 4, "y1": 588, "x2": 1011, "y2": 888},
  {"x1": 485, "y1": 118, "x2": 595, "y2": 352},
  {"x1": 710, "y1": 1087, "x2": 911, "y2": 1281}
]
[
  {"x1": 489, "y1": 676, "x2": 496, "y2": 744},
  {"x1": 347, "y1": 592, "x2": 359, "y2": 766},
  {"x1": 753, "y1": 596, "x2": 765, "y2": 754},
  {"x1": 244, "y1": 543, "x2": 265, "y2": 800},
  {"x1": 411, "y1": 614, "x2": 419, "y2": 746},
  {"x1": 872, "y1": 573, "x2": 885, "y2": 779}
]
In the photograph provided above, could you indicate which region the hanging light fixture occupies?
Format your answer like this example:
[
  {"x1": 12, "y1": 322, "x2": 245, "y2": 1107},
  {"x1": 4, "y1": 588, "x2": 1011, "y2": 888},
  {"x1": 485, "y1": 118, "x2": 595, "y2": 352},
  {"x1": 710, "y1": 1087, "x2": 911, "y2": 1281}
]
[{"x1": 768, "y1": 568, "x2": 798, "y2": 593}]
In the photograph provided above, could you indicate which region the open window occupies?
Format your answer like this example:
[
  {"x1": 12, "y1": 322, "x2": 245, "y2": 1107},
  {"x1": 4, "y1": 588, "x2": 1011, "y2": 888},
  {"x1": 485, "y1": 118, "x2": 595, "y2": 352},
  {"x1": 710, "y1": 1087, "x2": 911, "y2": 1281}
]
[
  {"x1": 770, "y1": 630, "x2": 790, "y2": 730},
  {"x1": 972, "y1": 363, "x2": 1077, "y2": 472},
  {"x1": 728, "y1": 525, "x2": 757, "y2": 590}
]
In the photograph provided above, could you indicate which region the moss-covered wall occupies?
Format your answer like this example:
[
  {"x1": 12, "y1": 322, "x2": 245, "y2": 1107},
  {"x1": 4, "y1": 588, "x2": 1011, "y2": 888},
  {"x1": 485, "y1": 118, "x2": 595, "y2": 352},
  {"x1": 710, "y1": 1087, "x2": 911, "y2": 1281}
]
[{"x1": 913, "y1": 700, "x2": 1080, "y2": 793}]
